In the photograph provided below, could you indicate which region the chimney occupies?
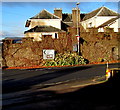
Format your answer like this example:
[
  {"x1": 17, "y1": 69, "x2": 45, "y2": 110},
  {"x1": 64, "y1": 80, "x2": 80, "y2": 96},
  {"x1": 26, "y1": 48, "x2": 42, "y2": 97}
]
[
  {"x1": 72, "y1": 8, "x2": 80, "y2": 26},
  {"x1": 54, "y1": 8, "x2": 62, "y2": 19}
]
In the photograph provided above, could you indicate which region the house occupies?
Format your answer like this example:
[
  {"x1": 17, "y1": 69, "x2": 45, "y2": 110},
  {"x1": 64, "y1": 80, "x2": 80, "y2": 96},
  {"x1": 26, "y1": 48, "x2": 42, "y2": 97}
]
[
  {"x1": 24, "y1": 6, "x2": 119, "y2": 41},
  {"x1": 25, "y1": 9, "x2": 61, "y2": 29},
  {"x1": 25, "y1": 9, "x2": 64, "y2": 41},
  {"x1": 24, "y1": 8, "x2": 81, "y2": 41},
  {"x1": 98, "y1": 16, "x2": 120, "y2": 32},
  {"x1": 81, "y1": 6, "x2": 119, "y2": 32},
  {"x1": 24, "y1": 25, "x2": 65, "y2": 41}
]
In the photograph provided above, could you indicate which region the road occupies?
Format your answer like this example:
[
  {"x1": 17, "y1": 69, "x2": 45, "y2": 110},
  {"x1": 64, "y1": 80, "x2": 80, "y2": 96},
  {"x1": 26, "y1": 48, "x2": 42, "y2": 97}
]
[{"x1": 2, "y1": 63, "x2": 120, "y2": 110}]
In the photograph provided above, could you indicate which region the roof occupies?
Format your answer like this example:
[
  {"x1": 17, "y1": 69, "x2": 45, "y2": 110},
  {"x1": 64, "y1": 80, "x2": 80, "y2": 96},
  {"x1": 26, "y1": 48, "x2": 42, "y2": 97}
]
[
  {"x1": 24, "y1": 26, "x2": 64, "y2": 34},
  {"x1": 30, "y1": 9, "x2": 60, "y2": 19},
  {"x1": 62, "y1": 14, "x2": 72, "y2": 22},
  {"x1": 62, "y1": 13, "x2": 85, "y2": 22},
  {"x1": 83, "y1": 6, "x2": 119, "y2": 21},
  {"x1": 98, "y1": 16, "x2": 119, "y2": 28}
]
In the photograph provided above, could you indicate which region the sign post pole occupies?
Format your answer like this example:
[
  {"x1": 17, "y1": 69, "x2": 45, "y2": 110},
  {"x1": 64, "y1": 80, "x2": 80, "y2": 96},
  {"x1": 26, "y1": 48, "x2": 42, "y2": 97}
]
[
  {"x1": 76, "y1": 35, "x2": 80, "y2": 54},
  {"x1": 76, "y1": 2, "x2": 80, "y2": 55}
]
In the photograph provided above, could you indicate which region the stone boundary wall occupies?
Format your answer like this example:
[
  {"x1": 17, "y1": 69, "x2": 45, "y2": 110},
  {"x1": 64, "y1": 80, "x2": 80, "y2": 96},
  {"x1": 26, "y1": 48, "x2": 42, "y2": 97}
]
[
  {"x1": 68, "y1": 27, "x2": 120, "y2": 62},
  {"x1": 2, "y1": 28, "x2": 120, "y2": 67},
  {"x1": 2, "y1": 32, "x2": 77, "y2": 67},
  {"x1": 80, "y1": 32, "x2": 120, "y2": 62}
]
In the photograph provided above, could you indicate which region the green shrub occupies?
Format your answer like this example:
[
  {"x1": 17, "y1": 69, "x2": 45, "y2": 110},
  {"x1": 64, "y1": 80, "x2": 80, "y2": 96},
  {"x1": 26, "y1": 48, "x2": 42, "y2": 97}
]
[{"x1": 43, "y1": 52, "x2": 88, "y2": 67}]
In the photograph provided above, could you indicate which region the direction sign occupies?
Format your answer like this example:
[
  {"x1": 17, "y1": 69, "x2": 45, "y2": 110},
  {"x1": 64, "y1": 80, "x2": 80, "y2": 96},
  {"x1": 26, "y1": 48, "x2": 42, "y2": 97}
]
[{"x1": 43, "y1": 49, "x2": 55, "y2": 59}]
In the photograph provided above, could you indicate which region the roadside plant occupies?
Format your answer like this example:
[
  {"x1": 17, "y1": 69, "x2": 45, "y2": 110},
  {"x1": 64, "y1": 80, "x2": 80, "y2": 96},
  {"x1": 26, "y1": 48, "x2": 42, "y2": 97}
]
[{"x1": 43, "y1": 52, "x2": 88, "y2": 67}]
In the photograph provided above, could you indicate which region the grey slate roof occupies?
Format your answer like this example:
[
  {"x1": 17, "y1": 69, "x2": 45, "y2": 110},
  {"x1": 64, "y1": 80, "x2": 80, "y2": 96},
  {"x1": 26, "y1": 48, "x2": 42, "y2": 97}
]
[
  {"x1": 24, "y1": 26, "x2": 64, "y2": 33},
  {"x1": 83, "y1": 6, "x2": 119, "y2": 21},
  {"x1": 62, "y1": 13, "x2": 85, "y2": 22},
  {"x1": 30, "y1": 9, "x2": 59, "y2": 19},
  {"x1": 62, "y1": 14, "x2": 72, "y2": 22}
]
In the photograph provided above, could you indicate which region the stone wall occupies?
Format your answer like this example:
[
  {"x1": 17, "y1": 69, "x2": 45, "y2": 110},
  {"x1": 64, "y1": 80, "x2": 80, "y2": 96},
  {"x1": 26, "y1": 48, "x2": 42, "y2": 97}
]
[
  {"x1": 2, "y1": 28, "x2": 120, "y2": 67},
  {"x1": 80, "y1": 32, "x2": 120, "y2": 62},
  {"x1": 2, "y1": 32, "x2": 77, "y2": 67},
  {"x1": 68, "y1": 27, "x2": 120, "y2": 62}
]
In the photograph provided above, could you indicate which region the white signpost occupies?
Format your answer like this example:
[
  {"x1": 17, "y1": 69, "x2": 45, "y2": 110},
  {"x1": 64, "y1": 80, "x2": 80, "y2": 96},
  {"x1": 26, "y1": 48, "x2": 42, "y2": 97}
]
[
  {"x1": 76, "y1": 35, "x2": 80, "y2": 54},
  {"x1": 43, "y1": 49, "x2": 55, "y2": 59}
]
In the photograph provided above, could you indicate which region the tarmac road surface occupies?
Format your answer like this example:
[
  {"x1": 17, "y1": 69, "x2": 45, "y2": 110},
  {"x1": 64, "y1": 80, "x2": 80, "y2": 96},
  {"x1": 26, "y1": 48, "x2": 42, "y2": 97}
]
[{"x1": 2, "y1": 63, "x2": 120, "y2": 110}]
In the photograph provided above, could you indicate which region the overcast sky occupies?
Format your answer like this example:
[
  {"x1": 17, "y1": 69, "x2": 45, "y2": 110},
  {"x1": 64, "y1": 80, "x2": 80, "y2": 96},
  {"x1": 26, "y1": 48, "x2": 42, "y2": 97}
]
[{"x1": 0, "y1": 1, "x2": 119, "y2": 39}]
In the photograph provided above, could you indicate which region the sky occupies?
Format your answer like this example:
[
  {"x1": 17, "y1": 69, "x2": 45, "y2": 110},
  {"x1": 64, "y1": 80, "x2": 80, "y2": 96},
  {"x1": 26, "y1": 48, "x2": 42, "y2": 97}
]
[{"x1": 0, "y1": 1, "x2": 119, "y2": 39}]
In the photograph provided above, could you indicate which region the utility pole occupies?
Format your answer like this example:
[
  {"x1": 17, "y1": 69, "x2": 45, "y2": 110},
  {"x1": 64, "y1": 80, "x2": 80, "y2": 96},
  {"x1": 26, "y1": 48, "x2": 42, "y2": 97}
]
[{"x1": 76, "y1": 2, "x2": 80, "y2": 55}]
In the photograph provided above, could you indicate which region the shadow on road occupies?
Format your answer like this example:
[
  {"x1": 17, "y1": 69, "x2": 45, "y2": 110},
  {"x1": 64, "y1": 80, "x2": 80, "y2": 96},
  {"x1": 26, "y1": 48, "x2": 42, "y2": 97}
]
[
  {"x1": 56, "y1": 80, "x2": 120, "y2": 110},
  {"x1": 3, "y1": 66, "x2": 91, "y2": 93},
  {"x1": 3, "y1": 73, "x2": 120, "y2": 110}
]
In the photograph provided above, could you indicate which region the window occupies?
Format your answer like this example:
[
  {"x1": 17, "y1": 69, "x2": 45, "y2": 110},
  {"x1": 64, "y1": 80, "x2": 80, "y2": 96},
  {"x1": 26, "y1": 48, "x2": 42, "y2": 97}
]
[
  {"x1": 55, "y1": 33, "x2": 58, "y2": 39},
  {"x1": 43, "y1": 35, "x2": 52, "y2": 38},
  {"x1": 88, "y1": 22, "x2": 92, "y2": 27}
]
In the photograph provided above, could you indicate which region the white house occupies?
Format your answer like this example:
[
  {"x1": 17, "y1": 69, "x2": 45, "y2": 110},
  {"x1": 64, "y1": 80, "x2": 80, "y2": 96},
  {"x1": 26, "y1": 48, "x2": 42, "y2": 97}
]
[
  {"x1": 81, "y1": 6, "x2": 119, "y2": 32},
  {"x1": 25, "y1": 9, "x2": 65, "y2": 41},
  {"x1": 98, "y1": 16, "x2": 120, "y2": 32},
  {"x1": 24, "y1": 25, "x2": 65, "y2": 41},
  {"x1": 25, "y1": 9, "x2": 62, "y2": 29},
  {"x1": 24, "y1": 6, "x2": 120, "y2": 41},
  {"x1": 24, "y1": 8, "x2": 80, "y2": 41}
]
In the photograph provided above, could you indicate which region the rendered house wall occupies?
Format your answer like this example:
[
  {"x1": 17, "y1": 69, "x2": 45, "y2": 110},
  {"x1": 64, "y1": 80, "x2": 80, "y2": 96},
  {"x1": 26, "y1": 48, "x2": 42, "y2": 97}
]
[{"x1": 29, "y1": 19, "x2": 61, "y2": 30}]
